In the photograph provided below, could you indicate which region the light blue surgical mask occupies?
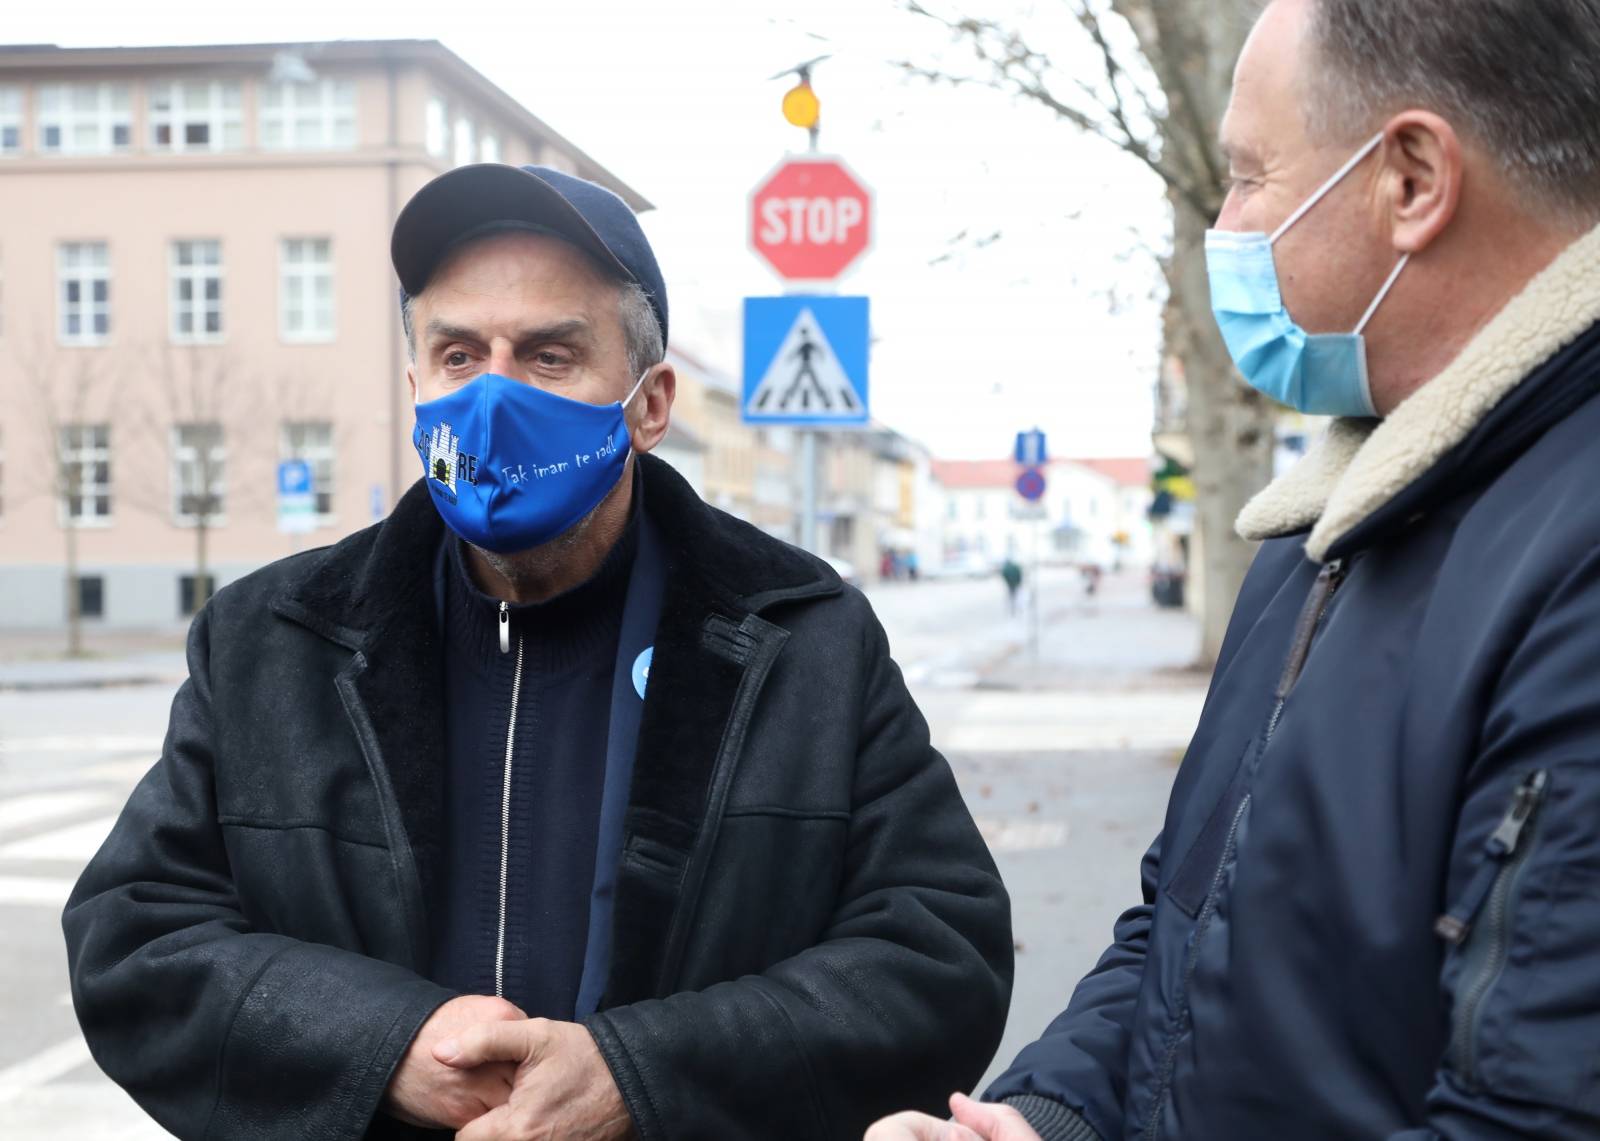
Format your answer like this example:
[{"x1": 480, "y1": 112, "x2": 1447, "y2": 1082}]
[{"x1": 1206, "y1": 133, "x2": 1409, "y2": 418}]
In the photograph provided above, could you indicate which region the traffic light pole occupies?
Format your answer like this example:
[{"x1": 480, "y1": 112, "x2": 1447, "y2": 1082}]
[{"x1": 798, "y1": 109, "x2": 821, "y2": 555}]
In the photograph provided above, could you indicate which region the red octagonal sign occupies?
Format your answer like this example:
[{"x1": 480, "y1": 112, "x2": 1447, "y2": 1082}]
[{"x1": 749, "y1": 155, "x2": 874, "y2": 282}]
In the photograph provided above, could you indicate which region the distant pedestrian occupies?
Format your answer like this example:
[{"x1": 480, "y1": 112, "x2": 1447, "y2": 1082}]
[{"x1": 1000, "y1": 557, "x2": 1023, "y2": 616}]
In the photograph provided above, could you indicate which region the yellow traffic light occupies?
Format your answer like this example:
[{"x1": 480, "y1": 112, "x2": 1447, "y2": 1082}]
[{"x1": 782, "y1": 82, "x2": 821, "y2": 130}]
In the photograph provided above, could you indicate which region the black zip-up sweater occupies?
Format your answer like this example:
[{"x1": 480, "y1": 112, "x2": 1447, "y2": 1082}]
[{"x1": 427, "y1": 508, "x2": 638, "y2": 1018}]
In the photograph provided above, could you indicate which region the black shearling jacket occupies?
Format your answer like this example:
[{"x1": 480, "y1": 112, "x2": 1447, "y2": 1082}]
[{"x1": 63, "y1": 454, "x2": 1013, "y2": 1141}]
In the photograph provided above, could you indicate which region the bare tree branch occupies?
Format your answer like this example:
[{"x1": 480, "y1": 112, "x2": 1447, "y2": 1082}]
[{"x1": 897, "y1": 0, "x2": 1218, "y2": 220}]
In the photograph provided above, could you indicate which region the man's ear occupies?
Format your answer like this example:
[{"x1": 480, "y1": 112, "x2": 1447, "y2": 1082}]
[
  {"x1": 630, "y1": 363, "x2": 677, "y2": 454},
  {"x1": 406, "y1": 364, "x2": 417, "y2": 404},
  {"x1": 1381, "y1": 110, "x2": 1464, "y2": 256}
]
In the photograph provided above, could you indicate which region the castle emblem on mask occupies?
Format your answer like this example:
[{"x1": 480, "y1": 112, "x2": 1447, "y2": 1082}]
[{"x1": 420, "y1": 421, "x2": 479, "y2": 502}]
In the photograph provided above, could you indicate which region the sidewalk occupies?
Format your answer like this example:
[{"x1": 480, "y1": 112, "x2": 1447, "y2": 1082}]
[{"x1": 0, "y1": 631, "x2": 187, "y2": 692}]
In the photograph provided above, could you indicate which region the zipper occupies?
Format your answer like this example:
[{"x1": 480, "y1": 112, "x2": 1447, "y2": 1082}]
[
  {"x1": 1143, "y1": 792, "x2": 1252, "y2": 1141},
  {"x1": 493, "y1": 625, "x2": 525, "y2": 999},
  {"x1": 1143, "y1": 558, "x2": 1347, "y2": 1139},
  {"x1": 1262, "y1": 558, "x2": 1347, "y2": 748},
  {"x1": 1435, "y1": 769, "x2": 1550, "y2": 944},
  {"x1": 1441, "y1": 769, "x2": 1550, "y2": 1088}
]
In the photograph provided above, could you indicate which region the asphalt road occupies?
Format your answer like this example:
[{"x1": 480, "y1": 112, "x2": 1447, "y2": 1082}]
[{"x1": 0, "y1": 568, "x2": 1203, "y2": 1135}]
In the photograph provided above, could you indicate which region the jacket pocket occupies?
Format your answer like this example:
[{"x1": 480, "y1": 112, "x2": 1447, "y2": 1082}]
[
  {"x1": 1435, "y1": 768, "x2": 1550, "y2": 1090},
  {"x1": 1164, "y1": 740, "x2": 1255, "y2": 918}
]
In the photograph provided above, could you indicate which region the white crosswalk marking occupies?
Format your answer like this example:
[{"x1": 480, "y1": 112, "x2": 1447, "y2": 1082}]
[
  {"x1": 0, "y1": 792, "x2": 114, "y2": 834},
  {"x1": 0, "y1": 817, "x2": 117, "y2": 862},
  {"x1": 0, "y1": 736, "x2": 162, "y2": 756},
  {"x1": 0, "y1": 876, "x2": 77, "y2": 907},
  {"x1": 974, "y1": 817, "x2": 1069, "y2": 852},
  {"x1": 0, "y1": 1036, "x2": 92, "y2": 1105}
]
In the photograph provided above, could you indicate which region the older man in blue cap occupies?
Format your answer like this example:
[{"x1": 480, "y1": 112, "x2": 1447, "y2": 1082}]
[{"x1": 64, "y1": 163, "x2": 1013, "y2": 1141}]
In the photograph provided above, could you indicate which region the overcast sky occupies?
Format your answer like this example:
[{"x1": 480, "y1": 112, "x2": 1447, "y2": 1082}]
[{"x1": 12, "y1": 0, "x2": 1172, "y2": 461}]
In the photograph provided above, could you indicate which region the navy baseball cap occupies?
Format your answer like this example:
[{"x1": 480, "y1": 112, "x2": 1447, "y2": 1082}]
[{"x1": 391, "y1": 163, "x2": 668, "y2": 348}]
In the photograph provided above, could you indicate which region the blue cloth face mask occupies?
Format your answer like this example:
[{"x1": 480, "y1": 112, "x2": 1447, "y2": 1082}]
[
  {"x1": 413, "y1": 369, "x2": 649, "y2": 553},
  {"x1": 1206, "y1": 132, "x2": 1410, "y2": 418}
]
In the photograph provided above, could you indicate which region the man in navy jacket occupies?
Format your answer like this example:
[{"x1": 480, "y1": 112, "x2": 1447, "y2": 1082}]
[{"x1": 872, "y1": 0, "x2": 1600, "y2": 1137}]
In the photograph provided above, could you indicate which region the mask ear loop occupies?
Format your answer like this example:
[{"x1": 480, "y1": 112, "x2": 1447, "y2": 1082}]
[
  {"x1": 1271, "y1": 131, "x2": 1386, "y2": 245},
  {"x1": 1355, "y1": 253, "x2": 1410, "y2": 335},
  {"x1": 621, "y1": 366, "x2": 652, "y2": 410}
]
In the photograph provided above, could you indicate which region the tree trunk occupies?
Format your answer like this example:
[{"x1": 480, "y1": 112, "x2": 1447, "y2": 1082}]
[
  {"x1": 64, "y1": 518, "x2": 82, "y2": 659},
  {"x1": 1135, "y1": 0, "x2": 1277, "y2": 665},
  {"x1": 1168, "y1": 204, "x2": 1274, "y2": 662},
  {"x1": 196, "y1": 517, "x2": 210, "y2": 616}
]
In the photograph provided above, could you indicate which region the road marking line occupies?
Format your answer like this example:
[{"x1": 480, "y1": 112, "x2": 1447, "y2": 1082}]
[
  {"x1": 0, "y1": 816, "x2": 118, "y2": 862},
  {"x1": 0, "y1": 736, "x2": 163, "y2": 755},
  {"x1": 974, "y1": 817, "x2": 1069, "y2": 852},
  {"x1": 0, "y1": 1035, "x2": 93, "y2": 1104},
  {"x1": 0, "y1": 875, "x2": 77, "y2": 907},
  {"x1": 0, "y1": 791, "x2": 114, "y2": 835}
]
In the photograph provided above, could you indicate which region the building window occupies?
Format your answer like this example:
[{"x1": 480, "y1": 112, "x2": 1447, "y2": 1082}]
[
  {"x1": 149, "y1": 80, "x2": 243, "y2": 152},
  {"x1": 453, "y1": 116, "x2": 474, "y2": 167},
  {"x1": 259, "y1": 79, "x2": 356, "y2": 150},
  {"x1": 37, "y1": 83, "x2": 131, "y2": 155},
  {"x1": 479, "y1": 132, "x2": 500, "y2": 163},
  {"x1": 179, "y1": 574, "x2": 215, "y2": 617},
  {"x1": 77, "y1": 575, "x2": 104, "y2": 620},
  {"x1": 539, "y1": 146, "x2": 577, "y2": 175},
  {"x1": 425, "y1": 97, "x2": 448, "y2": 157},
  {"x1": 59, "y1": 424, "x2": 112, "y2": 524},
  {"x1": 282, "y1": 421, "x2": 335, "y2": 518},
  {"x1": 58, "y1": 242, "x2": 110, "y2": 346},
  {"x1": 172, "y1": 422, "x2": 226, "y2": 524},
  {"x1": 170, "y1": 240, "x2": 223, "y2": 343},
  {"x1": 279, "y1": 237, "x2": 334, "y2": 341},
  {"x1": 0, "y1": 86, "x2": 21, "y2": 155}
]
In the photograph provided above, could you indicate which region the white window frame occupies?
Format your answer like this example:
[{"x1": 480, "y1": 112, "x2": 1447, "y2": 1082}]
[
  {"x1": 281, "y1": 420, "x2": 336, "y2": 521},
  {"x1": 479, "y1": 132, "x2": 500, "y2": 164},
  {"x1": 170, "y1": 240, "x2": 225, "y2": 344},
  {"x1": 149, "y1": 79, "x2": 243, "y2": 152},
  {"x1": 171, "y1": 422, "x2": 227, "y2": 526},
  {"x1": 279, "y1": 237, "x2": 335, "y2": 343},
  {"x1": 0, "y1": 86, "x2": 21, "y2": 156},
  {"x1": 59, "y1": 423, "x2": 112, "y2": 526},
  {"x1": 259, "y1": 78, "x2": 357, "y2": 151},
  {"x1": 57, "y1": 242, "x2": 110, "y2": 347},
  {"x1": 453, "y1": 116, "x2": 474, "y2": 167},
  {"x1": 425, "y1": 97, "x2": 448, "y2": 158},
  {"x1": 37, "y1": 83, "x2": 131, "y2": 155}
]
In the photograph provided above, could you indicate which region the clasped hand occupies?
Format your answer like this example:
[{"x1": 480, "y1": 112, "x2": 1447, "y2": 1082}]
[{"x1": 382, "y1": 995, "x2": 633, "y2": 1140}]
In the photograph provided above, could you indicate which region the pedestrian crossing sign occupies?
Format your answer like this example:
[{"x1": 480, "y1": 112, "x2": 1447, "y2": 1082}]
[{"x1": 742, "y1": 295, "x2": 870, "y2": 426}]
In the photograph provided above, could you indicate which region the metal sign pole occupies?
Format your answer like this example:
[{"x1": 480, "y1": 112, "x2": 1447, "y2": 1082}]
[
  {"x1": 801, "y1": 431, "x2": 818, "y2": 552},
  {"x1": 1031, "y1": 513, "x2": 1042, "y2": 662}
]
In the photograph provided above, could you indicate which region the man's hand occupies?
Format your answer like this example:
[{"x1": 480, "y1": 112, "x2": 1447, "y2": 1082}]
[
  {"x1": 382, "y1": 994, "x2": 524, "y2": 1130},
  {"x1": 434, "y1": 1016, "x2": 634, "y2": 1140},
  {"x1": 864, "y1": 1094, "x2": 1042, "y2": 1141},
  {"x1": 864, "y1": 1110, "x2": 983, "y2": 1141}
]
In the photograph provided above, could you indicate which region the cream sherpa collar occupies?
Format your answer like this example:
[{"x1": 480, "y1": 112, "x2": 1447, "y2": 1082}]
[{"x1": 1236, "y1": 223, "x2": 1600, "y2": 562}]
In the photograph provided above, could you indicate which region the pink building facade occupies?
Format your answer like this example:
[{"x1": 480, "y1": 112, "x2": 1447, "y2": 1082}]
[{"x1": 0, "y1": 40, "x2": 647, "y2": 629}]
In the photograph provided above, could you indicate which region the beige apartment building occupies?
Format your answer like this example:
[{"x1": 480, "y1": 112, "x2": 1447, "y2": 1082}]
[{"x1": 0, "y1": 39, "x2": 650, "y2": 629}]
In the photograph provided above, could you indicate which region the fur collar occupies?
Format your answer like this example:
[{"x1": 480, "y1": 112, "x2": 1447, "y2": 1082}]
[{"x1": 1237, "y1": 222, "x2": 1600, "y2": 562}]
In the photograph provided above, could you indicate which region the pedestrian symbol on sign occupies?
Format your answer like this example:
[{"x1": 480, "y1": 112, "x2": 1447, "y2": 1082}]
[{"x1": 745, "y1": 307, "x2": 862, "y2": 418}]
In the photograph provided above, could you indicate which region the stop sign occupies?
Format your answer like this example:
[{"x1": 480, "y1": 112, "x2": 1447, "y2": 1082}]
[{"x1": 749, "y1": 155, "x2": 873, "y2": 281}]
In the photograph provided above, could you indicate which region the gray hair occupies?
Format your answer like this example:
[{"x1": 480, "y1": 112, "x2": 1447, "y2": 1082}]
[
  {"x1": 1303, "y1": 0, "x2": 1600, "y2": 222},
  {"x1": 401, "y1": 246, "x2": 665, "y2": 381}
]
